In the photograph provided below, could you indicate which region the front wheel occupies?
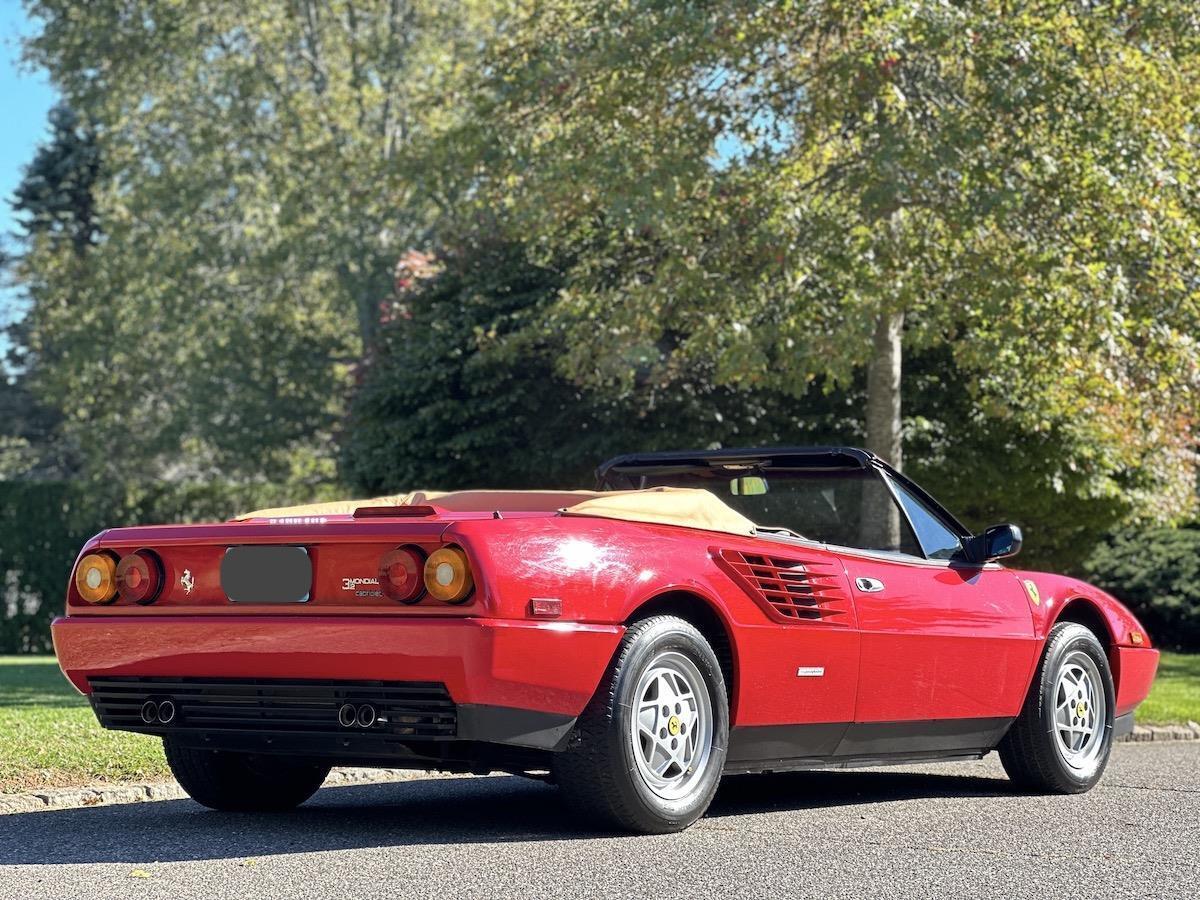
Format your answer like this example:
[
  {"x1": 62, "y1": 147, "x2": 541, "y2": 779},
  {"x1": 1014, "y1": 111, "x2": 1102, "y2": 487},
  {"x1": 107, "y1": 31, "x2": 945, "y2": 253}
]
[
  {"x1": 164, "y1": 740, "x2": 330, "y2": 811},
  {"x1": 553, "y1": 615, "x2": 729, "y2": 833},
  {"x1": 998, "y1": 622, "x2": 1115, "y2": 793}
]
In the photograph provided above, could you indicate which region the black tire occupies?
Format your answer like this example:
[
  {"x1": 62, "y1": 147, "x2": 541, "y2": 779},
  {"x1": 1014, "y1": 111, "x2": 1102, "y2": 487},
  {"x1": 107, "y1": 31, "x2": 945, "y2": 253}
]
[
  {"x1": 998, "y1": 622, "x2": 1115, "y2": 793},
  {"x1": 553, "y1": 615, "x2": 729, "y2": 834},
  {"x1": 164, "y1": 740, "x2": 331, "y2": 812}
]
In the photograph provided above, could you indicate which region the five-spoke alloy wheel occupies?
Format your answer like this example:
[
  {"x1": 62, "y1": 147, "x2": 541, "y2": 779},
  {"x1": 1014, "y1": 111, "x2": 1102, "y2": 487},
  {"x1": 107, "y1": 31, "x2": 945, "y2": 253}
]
[
  {"x1": 554, "y1": 615, "x2": 728, "y2": 833},
  {"x1": 630, "y1": 651, "x2": 715, "y2": 802},
  {"x1": 1051, "y1": 649, "x2": 1108, "y2": 775},
  {"x1": 999, "y1": 622, "x2": 1115, "y2": 793}
]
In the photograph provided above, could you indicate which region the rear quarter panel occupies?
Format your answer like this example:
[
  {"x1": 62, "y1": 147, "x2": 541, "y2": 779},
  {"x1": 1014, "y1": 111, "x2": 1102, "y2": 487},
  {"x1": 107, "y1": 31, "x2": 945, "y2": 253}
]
[{"x1": 448, "y1": 517, "x2": 861, "y2": 729}]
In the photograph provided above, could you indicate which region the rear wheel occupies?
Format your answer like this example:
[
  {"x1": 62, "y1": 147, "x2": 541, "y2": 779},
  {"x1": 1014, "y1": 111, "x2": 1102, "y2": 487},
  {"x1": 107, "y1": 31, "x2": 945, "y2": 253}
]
[
  {"x1": 999, "y1": 622, "x2": 1115, "y2": 793},
  {"x1": 164, "y1": 740, "x2": 330, "y2": 811},
  {"x1": 553, "y1": 615, "x2": 729, "y2": 833}
]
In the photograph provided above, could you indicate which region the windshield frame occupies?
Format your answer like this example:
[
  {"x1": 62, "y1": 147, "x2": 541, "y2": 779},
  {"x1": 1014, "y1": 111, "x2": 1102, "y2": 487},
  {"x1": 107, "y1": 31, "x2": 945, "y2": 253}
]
[{"x1": 596, "y1": 446, "x2": 975, "y2": 561}]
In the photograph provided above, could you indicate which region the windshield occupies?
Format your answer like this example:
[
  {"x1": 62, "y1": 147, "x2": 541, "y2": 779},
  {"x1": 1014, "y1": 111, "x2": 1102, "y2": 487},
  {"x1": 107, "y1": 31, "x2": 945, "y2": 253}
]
[{"x1": 622, "y1": 467, "x2": 922, "y2": 556}]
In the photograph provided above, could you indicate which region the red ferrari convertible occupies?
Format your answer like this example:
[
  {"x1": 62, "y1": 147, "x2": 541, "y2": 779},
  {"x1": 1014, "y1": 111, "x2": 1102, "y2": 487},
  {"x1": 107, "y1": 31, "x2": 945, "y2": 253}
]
[{"x1": 53, "y1": 447, "x2": 1159, "y2": 832}]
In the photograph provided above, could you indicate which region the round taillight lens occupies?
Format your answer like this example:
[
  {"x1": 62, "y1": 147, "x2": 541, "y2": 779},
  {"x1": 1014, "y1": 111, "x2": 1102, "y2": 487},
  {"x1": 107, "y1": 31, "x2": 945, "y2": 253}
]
[
  {"x1": 423, "y1": 546, "x2": 473, "y2": 604},
  {"x1": 75, "y1": 552, "x2": 118, "y2": 604},
  {"x1": 116, "y1": 550, "x2": 164, "y2": 604},
  {"x1": 378, "y1": 546, "x2": 426, "y2": 604}
]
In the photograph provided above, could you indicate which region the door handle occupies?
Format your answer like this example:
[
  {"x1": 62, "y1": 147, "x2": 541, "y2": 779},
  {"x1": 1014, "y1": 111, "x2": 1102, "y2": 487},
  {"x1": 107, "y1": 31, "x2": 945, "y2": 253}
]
[{"x1": 855, "y1": 576, "x2": 885, "y2": 593}]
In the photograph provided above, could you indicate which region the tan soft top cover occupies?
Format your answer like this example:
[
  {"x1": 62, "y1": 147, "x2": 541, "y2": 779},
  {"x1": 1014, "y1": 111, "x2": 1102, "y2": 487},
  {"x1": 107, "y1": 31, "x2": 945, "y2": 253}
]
[
  {"x1": 559, "y1": 487, "x2": 756, "y2": 536},
  {"x1": 236, "y1": 487, "x2": 755, "y2": 537}
]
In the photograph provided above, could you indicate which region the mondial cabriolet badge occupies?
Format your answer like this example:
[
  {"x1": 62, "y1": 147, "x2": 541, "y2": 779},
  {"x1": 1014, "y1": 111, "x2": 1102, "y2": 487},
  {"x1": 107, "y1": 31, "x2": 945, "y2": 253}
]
[
  {"x1": 342, "y1": 576, "x2": 383, "y2": 598},
  {"x1": 180, "y1": 569, "x2": 195, "y2": 594}
]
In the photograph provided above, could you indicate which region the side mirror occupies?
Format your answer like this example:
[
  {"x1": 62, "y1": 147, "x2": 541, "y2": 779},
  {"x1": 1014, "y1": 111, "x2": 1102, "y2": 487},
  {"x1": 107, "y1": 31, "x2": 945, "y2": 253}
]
[{"x1": 963, "y1": 523, "x2": 1023, "y2": 564}]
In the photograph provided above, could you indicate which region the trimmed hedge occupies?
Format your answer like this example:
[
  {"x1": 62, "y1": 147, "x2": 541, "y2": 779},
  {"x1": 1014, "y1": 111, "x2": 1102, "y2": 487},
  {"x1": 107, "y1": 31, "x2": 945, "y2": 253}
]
[
  {"x1": 1084, "y1": 525, "x2": 1200, "y2": 652},
  {"x1": 0, "y1": 480, "x2": 338, "y2": 653}
]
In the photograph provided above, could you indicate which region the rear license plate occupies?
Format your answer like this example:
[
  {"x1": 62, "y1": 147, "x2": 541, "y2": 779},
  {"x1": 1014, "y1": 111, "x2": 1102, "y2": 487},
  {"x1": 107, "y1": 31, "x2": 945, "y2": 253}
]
[{"x1": 221, "y1": 546, "x2": 313, "y2": 603}]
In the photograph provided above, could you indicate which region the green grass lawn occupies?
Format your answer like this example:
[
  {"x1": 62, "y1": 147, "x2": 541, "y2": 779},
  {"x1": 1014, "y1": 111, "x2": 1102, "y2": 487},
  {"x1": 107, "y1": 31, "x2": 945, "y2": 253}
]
[
  {"x1": 1134, "y1": 651, "x2": 1200, "y2": 726},
  {"x1": 0, "y1": 651, "x2": 1197, "y2": 793},
  {"x1": 0, "y1": 656, "x2": 168, "y2": 793}
]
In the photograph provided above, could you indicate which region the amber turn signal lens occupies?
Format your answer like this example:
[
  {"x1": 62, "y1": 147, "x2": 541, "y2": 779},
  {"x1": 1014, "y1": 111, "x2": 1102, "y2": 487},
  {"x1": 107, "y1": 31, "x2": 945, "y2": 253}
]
[
  {"x1": 423, "y1": 547, "x2": 473, "y2": 603},
  {"x1": 378, "y1": 545, "x2": 426, "y2": 604},
  {"x1": 116, "y1": 550, "x2": 164, "y2": 605},
  {"x1": 75, "y1": 553, "x2": 118, "y2": 604}
]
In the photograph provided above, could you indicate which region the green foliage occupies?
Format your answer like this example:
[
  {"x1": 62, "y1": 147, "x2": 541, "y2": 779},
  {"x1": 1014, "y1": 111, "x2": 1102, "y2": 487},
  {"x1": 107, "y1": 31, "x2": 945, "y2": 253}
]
[
  {"x1": 432, "y1": 0, "x2": 1199, "y2": 520},
  {"x1": 10, "y1": 103, "x2": 99, "y2": 256},
  {"x1": 1084, "y1": 526, "x2": 1200, "y2": 651},
  {"x1": 901, "y1": 347, "x2": 1149, "y2": 573},
  {"x1": 0, "y1": 480, "x2": 339, "y2": 653},
  {"x1": 14, "y1": 1, "x2": 496, "y2": 483},
  {"x1": 341, "y1": 238, "x2": 859, "y2": 492}
]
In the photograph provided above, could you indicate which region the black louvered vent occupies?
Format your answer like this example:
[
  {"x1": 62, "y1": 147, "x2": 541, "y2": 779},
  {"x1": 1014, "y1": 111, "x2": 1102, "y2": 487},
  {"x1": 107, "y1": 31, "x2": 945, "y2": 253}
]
[{"x1": 716, "y1": 549, "x2": 851, "y2": 623}]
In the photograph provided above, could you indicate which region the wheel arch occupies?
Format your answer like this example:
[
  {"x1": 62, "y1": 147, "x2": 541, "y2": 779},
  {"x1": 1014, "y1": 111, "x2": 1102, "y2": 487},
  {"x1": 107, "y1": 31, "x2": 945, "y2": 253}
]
[
  {"x1": 1051, "y1": 598, "x2": 1122, "y2": 699},
  {"x1": 1053, "y1": 598, "x2": 1114, "y2": 654},
  {"x1": 624, "y1": 590, "x2": 738, "y2": 713}
]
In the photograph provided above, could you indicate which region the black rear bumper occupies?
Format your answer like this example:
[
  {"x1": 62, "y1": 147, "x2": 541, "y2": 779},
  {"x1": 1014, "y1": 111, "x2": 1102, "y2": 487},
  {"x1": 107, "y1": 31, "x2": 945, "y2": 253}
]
[{"x1": 87, "y1": 676, "x2": 576, "y2": 764}]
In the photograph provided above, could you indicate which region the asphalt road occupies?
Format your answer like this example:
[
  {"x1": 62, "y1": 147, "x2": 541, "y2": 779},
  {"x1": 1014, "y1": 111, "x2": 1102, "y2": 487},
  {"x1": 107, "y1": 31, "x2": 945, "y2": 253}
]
[{"x1": 0, "y1": 742, "x2": 1196, "y2": 900}]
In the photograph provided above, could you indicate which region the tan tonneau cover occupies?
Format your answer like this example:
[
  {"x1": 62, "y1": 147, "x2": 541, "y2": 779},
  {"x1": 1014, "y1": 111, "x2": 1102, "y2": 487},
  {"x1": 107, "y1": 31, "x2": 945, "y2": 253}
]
[
  {"x1": 558, "y1": 487, "x2": 756, "y2": 536},
  {"x1": 236, "y1": 487, "x2": 755, "y2": 537}
]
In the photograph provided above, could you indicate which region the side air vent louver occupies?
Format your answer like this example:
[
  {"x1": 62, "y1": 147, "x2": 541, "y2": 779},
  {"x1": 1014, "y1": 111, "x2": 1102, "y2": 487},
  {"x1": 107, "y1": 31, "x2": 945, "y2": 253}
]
[{"x1": 715, "y1": 548, "x2": 851, "y2": 624}]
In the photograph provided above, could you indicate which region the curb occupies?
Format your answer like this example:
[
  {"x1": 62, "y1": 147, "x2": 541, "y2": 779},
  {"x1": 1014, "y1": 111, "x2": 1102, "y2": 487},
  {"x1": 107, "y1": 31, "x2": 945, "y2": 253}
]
[
  {"x1": 0, "y1": 766, "x2": 437, "y2": 816},
  {"x1": 1117, "y1": 722, "x2": 1200, "y2": 743}
]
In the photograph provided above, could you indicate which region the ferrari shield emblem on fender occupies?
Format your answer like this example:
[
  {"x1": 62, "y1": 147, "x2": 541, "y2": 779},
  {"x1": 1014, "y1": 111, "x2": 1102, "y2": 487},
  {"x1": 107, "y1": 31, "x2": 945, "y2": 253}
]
[{"x1": 1023, "y1": 579, "x2": 1040, "y2": 606}]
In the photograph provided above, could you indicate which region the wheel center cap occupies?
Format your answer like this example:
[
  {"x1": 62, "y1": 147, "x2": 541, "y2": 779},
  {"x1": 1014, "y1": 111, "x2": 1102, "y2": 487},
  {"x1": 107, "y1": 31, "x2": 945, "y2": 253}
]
[
  {"x1": 1076, "y1": 701, "x2": 1087, "y2": 717},
  {"x1": 667, "y1": 715, "x2": 681, "y2": 736}
]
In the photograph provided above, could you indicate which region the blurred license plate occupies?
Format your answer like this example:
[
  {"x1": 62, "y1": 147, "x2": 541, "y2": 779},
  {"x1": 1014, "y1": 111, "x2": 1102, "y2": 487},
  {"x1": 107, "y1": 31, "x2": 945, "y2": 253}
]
[{"x1": 221, "y1": 545, "x2": 312, "y2": 603}]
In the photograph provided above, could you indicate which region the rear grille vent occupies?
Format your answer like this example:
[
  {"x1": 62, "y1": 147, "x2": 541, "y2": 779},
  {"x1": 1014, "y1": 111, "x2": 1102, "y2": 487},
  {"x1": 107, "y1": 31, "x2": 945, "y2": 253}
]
[
  {"x1": 715, "y1": 549, "x2": 851, "y2": 624},
  {"x1": 88, "y1": 677, "x2": 456, "y2": 739}
]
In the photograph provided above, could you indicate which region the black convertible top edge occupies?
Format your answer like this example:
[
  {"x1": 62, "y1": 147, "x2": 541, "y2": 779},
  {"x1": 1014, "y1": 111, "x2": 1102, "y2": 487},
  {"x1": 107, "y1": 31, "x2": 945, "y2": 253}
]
[{"x1": 595, "y1": 446, "x2": 877, "y2": 486}]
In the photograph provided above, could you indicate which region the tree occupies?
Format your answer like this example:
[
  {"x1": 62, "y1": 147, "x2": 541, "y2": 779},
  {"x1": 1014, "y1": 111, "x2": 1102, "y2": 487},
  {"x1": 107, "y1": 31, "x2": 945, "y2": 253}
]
[
  {"x1": 341, "y1": 235, "x2": 860, "y2": 492},
  {"x1": 2, "y1": 102, "x2": 99, "y2": 479},
  {"x1": 10, "y1": 103, "x2": 99, "y2": 258},
  {"x1": 430, "y1": 0, "x2": 1200, "y2": 529},
  {"x1": 15, "y1": 1, "x2": 495, "y2": 483}
]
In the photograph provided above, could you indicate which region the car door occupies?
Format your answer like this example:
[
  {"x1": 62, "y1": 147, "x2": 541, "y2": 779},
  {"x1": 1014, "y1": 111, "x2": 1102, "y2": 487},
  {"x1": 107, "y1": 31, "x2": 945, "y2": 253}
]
[{"x1": 836, "y1": 470, "x2": 1039, "y2": 755}]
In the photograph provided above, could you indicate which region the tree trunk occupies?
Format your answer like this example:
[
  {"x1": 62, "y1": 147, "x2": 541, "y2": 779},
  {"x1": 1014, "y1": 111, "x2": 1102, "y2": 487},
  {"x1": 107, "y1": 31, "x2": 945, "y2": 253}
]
[
  {"x1": 865, "y1": 309, "x2": 904, "y2": 470},
  {"x1": 860, "y1": 309, "x2": 905, "y2": 551}
]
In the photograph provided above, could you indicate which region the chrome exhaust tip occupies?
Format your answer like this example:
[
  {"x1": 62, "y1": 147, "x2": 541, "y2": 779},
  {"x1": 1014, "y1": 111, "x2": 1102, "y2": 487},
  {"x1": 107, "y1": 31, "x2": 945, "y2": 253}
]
[
  {"x1": 140, "y1": 700, "x2": 159, "y2": 725},
  {"x1": 356, "y1": 704, "x2": 377, "y2": 728},
  {"x1": 338, "y1": 703, "x2": 357, "y2": 728},
  {"x1": 157, "y1": 699, "x2": 176, "y2": 725}
]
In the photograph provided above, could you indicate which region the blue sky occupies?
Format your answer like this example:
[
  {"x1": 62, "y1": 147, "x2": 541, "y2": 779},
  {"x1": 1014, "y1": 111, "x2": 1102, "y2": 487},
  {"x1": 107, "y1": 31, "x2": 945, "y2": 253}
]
[{"x1": 0, "y1": 2, "x2": 56, "y2": 346}]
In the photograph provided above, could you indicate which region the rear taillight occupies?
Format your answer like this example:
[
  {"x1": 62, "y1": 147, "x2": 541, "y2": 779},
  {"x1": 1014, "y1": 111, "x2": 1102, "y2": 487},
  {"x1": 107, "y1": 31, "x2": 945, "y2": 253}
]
[
  {"x1": 116, "y1": 550, "x2": 164, "y2": 604},
  {"x1": 75, "y1": 552, "x2": 118, "y2": 604},
  {"x1": 378, "y1": 545, "x2": 426, "y2": 604},
  {"x1": 424, "y1": 546, "x2": 473, "y2": 604}
]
